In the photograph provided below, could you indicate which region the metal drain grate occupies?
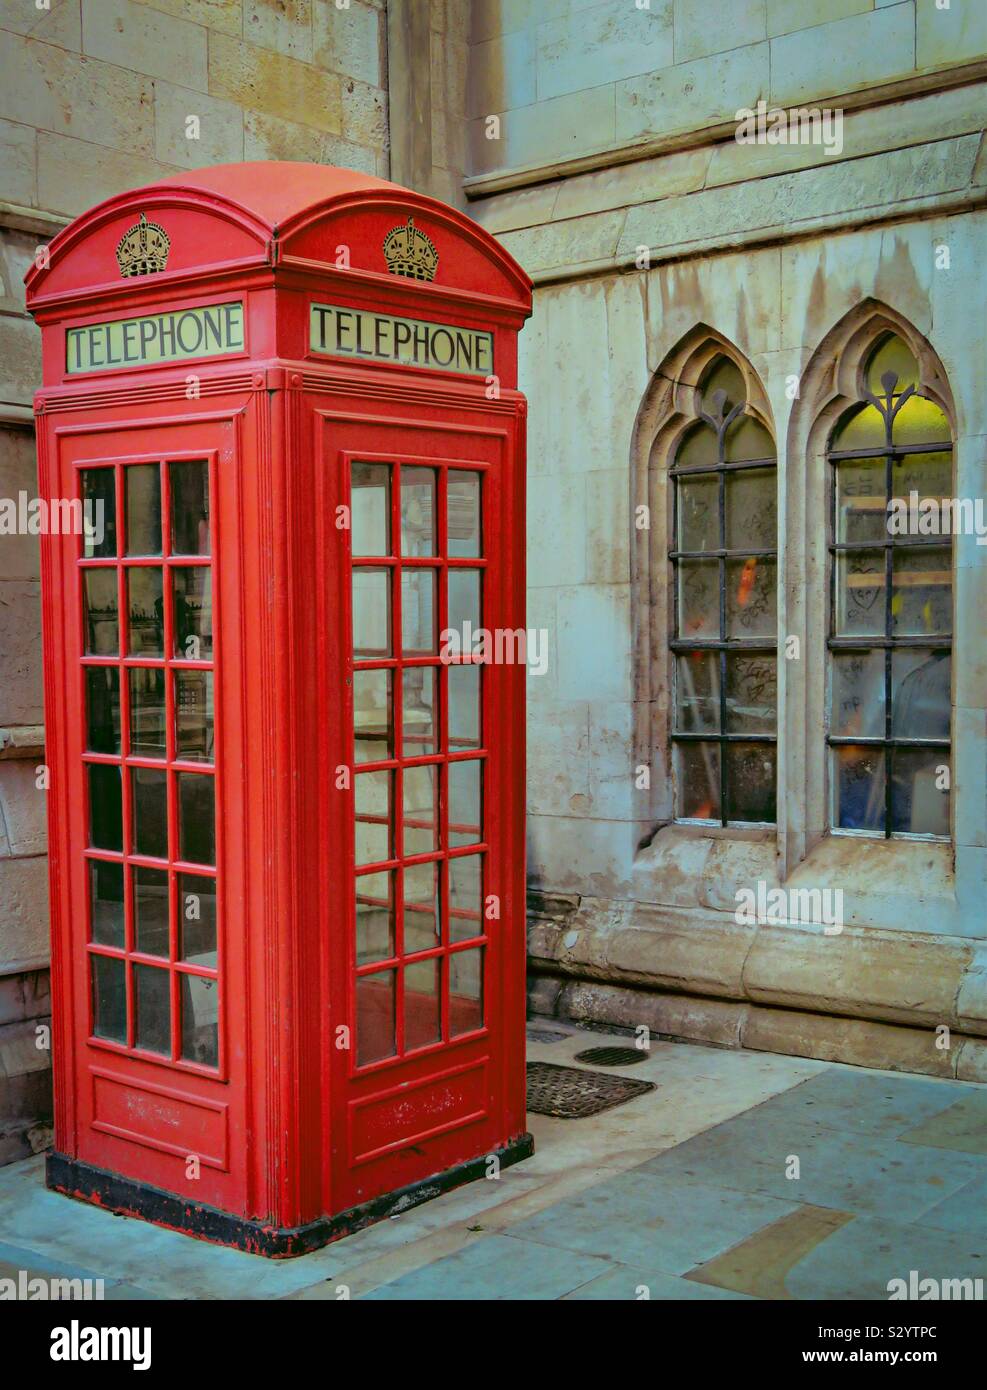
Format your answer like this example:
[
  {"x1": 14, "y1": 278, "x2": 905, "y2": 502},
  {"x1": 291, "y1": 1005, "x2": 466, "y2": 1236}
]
[
  {"x1": 526, "y1": 1061, "x2": 656, "y2": 1119},
  {"x1": 573, "y1": 1045, "x2": 648, "y2": 1067},
  {"x1": 526, "y1": 1027, "x2": 569, "y2": 1044}
]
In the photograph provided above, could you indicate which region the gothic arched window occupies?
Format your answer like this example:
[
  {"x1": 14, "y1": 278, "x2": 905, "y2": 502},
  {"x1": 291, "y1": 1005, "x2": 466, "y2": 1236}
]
[
  {"x1": 669, "y1": 356, "x2": 777, "y2": 824},
  {"x1": 827, "y1": 333, "x2": 953, "y2": 838}
]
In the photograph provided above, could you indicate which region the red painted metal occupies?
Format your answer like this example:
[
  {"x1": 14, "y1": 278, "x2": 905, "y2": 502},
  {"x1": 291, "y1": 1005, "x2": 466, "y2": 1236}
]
[{"x1": 26, "y1": 162, "x2": 532, "y2": 1254}]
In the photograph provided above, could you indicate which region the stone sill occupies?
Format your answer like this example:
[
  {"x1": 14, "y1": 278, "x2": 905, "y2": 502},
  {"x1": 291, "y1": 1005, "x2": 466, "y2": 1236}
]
[{"x1": 0, "y1": 727, "x2": 45, "y2": 759}]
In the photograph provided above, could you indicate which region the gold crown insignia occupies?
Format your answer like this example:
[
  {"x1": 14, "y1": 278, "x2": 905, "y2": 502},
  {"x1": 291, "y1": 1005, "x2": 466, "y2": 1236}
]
[
  {"x1": 383, "y1": 216, "x2": 438, "y2": 282},
  {"x1": 116, "y1": 212, "x2": 170, "y2": 277}
]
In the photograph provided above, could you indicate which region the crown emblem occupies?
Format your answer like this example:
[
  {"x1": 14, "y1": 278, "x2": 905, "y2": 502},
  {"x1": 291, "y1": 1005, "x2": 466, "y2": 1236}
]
[
  {"x1": 116, "y1": 212, "x2": 170, "y2": 277},
  {"x1": 383, "y1": 216, "x2": 438, "y2": 282}
]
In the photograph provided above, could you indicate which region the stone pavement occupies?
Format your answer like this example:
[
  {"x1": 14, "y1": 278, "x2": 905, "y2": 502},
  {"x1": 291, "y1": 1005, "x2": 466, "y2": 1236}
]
[{"x1": 0, "y1": 1025, "x2": 984, "y2": 1300}]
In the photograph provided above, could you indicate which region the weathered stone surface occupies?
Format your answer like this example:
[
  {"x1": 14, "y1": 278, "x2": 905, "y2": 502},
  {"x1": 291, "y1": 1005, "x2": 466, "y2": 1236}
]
[
  {"x1": 955, "y1": 1037, "x2": 987, "y2": 1083},
  {"x1": 0, "y1": 968, "x2": 49, "y2": 1027},
  {"x1": 608, "y1": 912, "x2": 756, "y2": 999},
  {"x1": 340, "y1": 77, "x2": 388, "y2": 149},
  {"x1": 0, "y1": 429, "x2": 40, "y2": 583},
  {"x1": 555, "y1": 977, "x2": 748, "y2": 1048},
  {"x1": 767, "y1": 0, "x2": 870, "y2": 41},
  {"x1": 209, "y1": 31, "x2": 343, "y2": 135},
  {"x1": 469, "y1": 28, "x2": 534, "y2": 118},
  {"x1": 469, "y1": 84, "x2": 616, "y2": 176},
  {"x1": 154, "y1": 80, "x2": 245, "y2": 168},
  {"x1": 674, "y1": 0, "x2": 765, "y2": 64},
  {"x1": 0, "y1": 119, "x2": 37, "y2": 208},
  {"x1": 0, "y1": 761, "x2": 46, "y2": 857},
  {"x1": 526, "y1": 700, "x2": 590, "y2": 816},
  {"x1": 741, "y1": 1005, "x2": 956, "y2": 1078},
  {"x1": 615, "y1": 42, "x2": 769, "y2": 146},
  {"x1": 244, "y1": 0, "x2": 314, "y2": 62},
  {"x1": 0, "y1": 580, "x2": 42, "y2": 726},
  {"x1": 242, "y1": 109, "x2": 378, "y2": 173},
  {"x1": 917, "y1": 0, "x2": 987, "y2": 70},
  {"x1": 0, "y1": 854, "x2": 49, "y2": 969},
  {"x1": 632, "y1": 826, "x2": 715, "y2": 908},
  {"x1": 0, "y1": 0, "x2": 82, "y2": 48},
  {"x1": 82, "y1": 0, "x2": 209, "y2": 88},
  {"x1": 37, "y1": 132, "x2": 180, "y2": 219},
  {"x1": 769, "y1": 4, "x2": 915, "y2": 108},
  {"x1": 129, "y1": 0, "x2": 243, "y2": 38},
  {"x1": 538, "y1": 0, "x2": 673, "y2": 104},
  {"x1": 313, "y1": 0, "x2": 382, "y2": 87}
]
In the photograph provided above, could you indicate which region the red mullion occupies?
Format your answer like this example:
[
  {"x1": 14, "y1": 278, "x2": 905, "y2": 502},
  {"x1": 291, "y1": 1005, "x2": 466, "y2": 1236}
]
[
  {"x1": 391, "y1": 462, "x2": 406, "y2": 1054},
  {"x1": 160, "y1": 457, "x2": 181, "y2": 1063},
  {"x1": 438, "y1": 467, "x2": 451, "y2": 1044},
  {"x1": 355, "y1": 956, "x2": 399, "y2": 977}
]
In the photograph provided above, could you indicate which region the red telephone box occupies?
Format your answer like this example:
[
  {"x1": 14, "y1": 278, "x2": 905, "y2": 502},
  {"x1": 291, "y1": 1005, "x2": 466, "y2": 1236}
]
[{"x1": 25, "y1": 162, "x2": 532, "y2": 1256}]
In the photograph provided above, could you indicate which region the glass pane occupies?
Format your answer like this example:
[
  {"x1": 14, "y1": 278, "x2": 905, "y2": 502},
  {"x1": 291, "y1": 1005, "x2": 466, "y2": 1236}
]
[
  {"x1": 88, "y1": 764, "x2": 122, "y2": 851},
  {"x1": 892, "y1": 546, "x2": 951, "y2": 636},
  {"x1": 676, "y1": 420, "x2": 718, "y2": 468},
  {"x1": 179, "y1": 872, "x2": 217, "y2": 966},
  {"x1": 835, "y1": 459, "x2": 887, "y2": 544},
  {"x1": 677, "y1": 559, "x2": 719, "y2": 639},
  {"x1": 134, "y1": 963, "x2": 170, "y2": 1055},
  {"x1": 127, "y1": 567, "x2": 164, "y2": 656},
  {"x1": 89, "y1": 859, "x2": 124, "y2": 948},
  {"x1": 449, "y1": 854, "x2": 482, "y2": 944},
  {"x1": 356, "y1": 870, "x2": 394, "y2": 965},
  {"x1": 352, "y1": 567, "x2": 391, "y2": 657},
  {"x1": 447, "y1": 569, "x2": 481, "y2": 647},
  {"x1": 832, "y1": 744, "x2": 885, "y2": 832},
  {"x1": 353, "y1": 668, "x2": 392, "y2": 763},
  {"x1": 84, "y1": 569, "x2": 118, "y2": 655},
  {"x1": 81, "y1": 469, "x2": 116, "y2": 558},
  {"x1": 133, "y1": 766, "x2": 168, "y2": 859},
  {"x1": 449, "y1": 948, "x2": 483, "y2": 1037},
  {"x1": 405, "y1": 957, "x2": 441, "y2": 1051},
  {"x1": 448, "y1": 759, "x2": 482, "y2": 847},
  {"x1": 402, "y1": 667, "x2": 437, "y2": 754},
  {"x1": 86, "y1": 667, "x2": 120, "y2": 753},
  {"x1": 725, "y1": 742, "x2": 776, "y2": 823},
  {"x1": 173, "y1": 567, "x2": 213, "y2": 659},
  {"x1": 725, "y1": 654, "x2": 776, "y2": 734},
  {"x1": 404, "y1": 861, "x2": 439, "y2": 952},
  {"x1": 676, "y1": 651, "x2": 720, "y2": 733},
  {"x1": 125, "y1": 465, "x2": 161, "y2": 556},
  {"x1": 891, "y1": 650, "x2": 950, "y2": 740},
  {"x1": 178, "y1": 772, "x2": 215, "y2": 866},
  {"x1": 834, "y1": 550, "x2": 885, "y2": 637},
  {"x1": 170, "y1": 460, "x2": 210, "y2": 554},
  {"x1": 726, "y1": 557, "x2": 776, "y2": 638},
  {"x1": 175, "y1": 669, "x2": 214, "y2": 763},
  {"x1": 351, "y1": 461, "x2": 390, "y2": 556},
  {"x1": 401, "y1": 568, "x2": 436, "y2": 655},
  {"x1": 133, "y1": 866, "x2": 169, "y2": 958},
  {"x1": 892, "y1": 748, "x2": 950, "y2": 837},
  {"x1": 725, "y1": 467, "x2": 775, "y2": 550},
  {"x1": 400, "y1": 466, "x2": 436, "y2": 555},
  {"x1": 448, "y1": 664, "x2": 481, "y2": 749},
  {"x1": 891, "y1": 451, "x2": 952, "y2": 516},
  {"x1": 181, "y1": 974, "x2": 218, "y2": 1067},
  {"x1": 676, "y1": 740, "x2": 720, "y2": 821},
  {"x1": 891, "y1": 396, "x2": 951, "y2": 447},
  {"x1": 129, "y1": 667, "x2": 166, "y2": 758},
  {"x1": 724, "y1": 415, "x2": 773, "y2": 462},
  {"x1": 865, "y1": 335, "x2": 919, "y2": 396},
  {"x1": 701, "y1": 357, "x2": 745, "y2": 414},
  {"x1": 356, "y1": 969, "x2": 396, "y2": 1066},
  {"x1": 832, "y1": 403, "x2": 886, "y2": 452},
  {"x1": 677, "y1": 475, "x2": 717, "y2": 551},
  {"x1": 355, "y1": 769, "x2": 392, "y2": 866},
  {"x1": 403, "y1": 763, "x2": 438, "y2": 856},
  {"x1": 91, "y1": 954, "x2": 126, "y2": 1044},
  {"x1": 831, "y1": 650, "x2": 885, "y2": 738},
  {"x1": 448, "y1": 471, "x2": 481, "y2": 557}
]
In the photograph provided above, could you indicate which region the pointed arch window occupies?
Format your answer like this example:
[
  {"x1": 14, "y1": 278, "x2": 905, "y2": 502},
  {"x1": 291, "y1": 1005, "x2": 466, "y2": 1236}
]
[
  {"x1": 669, "y1": 356, "x2": 777, "y2": 825},
  {"x1": 827, "y1": 333, "x2": 952, "y2": 838}
]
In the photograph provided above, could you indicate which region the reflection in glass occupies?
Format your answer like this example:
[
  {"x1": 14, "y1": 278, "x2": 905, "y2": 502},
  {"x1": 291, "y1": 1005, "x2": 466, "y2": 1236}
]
[
  {"x1": 401, "y1": 568, "x2": 436, "y2": 655},
  {"x1": 125, "y1": 465, "x2": 161, "y2": 556},
  {"x1": 402, "y1": 667, "x2": 437, "y2": 753},
  {"x1": 676, "y1": 741, "x2": 720, "y2": 821},
  {"x1": 179, "y1": 872, "x2": 217, "y2": 965},
  {"x1": 725, "y1": 467, "x2": 776, "y2": 549},
  {"x1": 835, "y1": 459, "x2": 886, "y2": 544},
  {"x1": 170, "y1": 460, "x2": 210, "y2": 555},
  {"x1": 891, "y1": 651, "x2": 950, "y2": 740},
  {"x1": 403, "y1": 763, "x2": 438, "y2": 855},
  {"x1": 834, "y1": 550, "x2": 884, "y2": 637},
  {"x1": 831, "y1": 651, "x2": 885, "y2": 738},
  {"x1": 677, "y1": 559, "x2": 718, "y2": 639},
  {"x1": 134, "y1": 963, "x2": 170, "y2": 1055},
  {"x1": 356, "y1": 969, "x2": 396, "y2": 1065},
  {"x1": 173, "y1": 567, "x2": 212, "y2": 659},
  {"x1": 91, "y1": 954, "x2": 126, "y2": 1044},
  {"x1": 449, "y1": 854, "x2": 482, "y2": 944},
  {"x1": 675, "y1": 652, "x2": 720, "y2": 734},
  {"x1": 404, "y1": 861, "x2": 439, "y2": 952},
  {"x1": 400, "y1": 467, "x2": 436, "y2": 555},
  {"x1": 726, "y1": 557, "x2": 776, "y2": 638},
  {"x1": 175, "y1": 670, "x2": 214, "y2": 763},
  {"x1": 447, "y1": 569, "x2": 481, "y2": 644},
  {"x1": 88, "y1": 764, "x2": 122, "y2": 851},
  {"x1": 132, "y1": 766, "x2": 168, "y2": 859},
  {"x1": 351, "y1": 462, "x2": 390, "y2": 556},
  {"x1": 86, "y1": 667, "x2": 120, "y2": 753},
  {"x1": 90, "y1": 859, "x2": 124, "y2": 948},
  {"x1": 127, "y1": 567, "x2": 164, "y2": 656},
  {"x1": 81, "y1": 469, "x2": 116, "y2": 558},
  {"x1": 725, "y1": 655, "x2": 776, "y2": 735},
  {"x1": 84, "y1": 569, "x2": 119, "y2": 655},
  {"x1": 724, "y1": 415, "x2": 773, "y2": 462},
  {"x1": 891, "y1": 747, "x2": 949, "y2": 836},
  {"x1": 449, "y1": 949, "x2": 483, "y2": 1036},
  {"x1": 676, "y1": 420, "x2": 718, "y2": 468},
  {"x1": 353, "y1": 668, "x2": 392, "y2": 763},
  {"x1": 181, "y1": 974, "x2": 218, "y2": 1067},
  {"x1": 725, "y1": 742, "x2": 776, "y2": 824},
  {"x1": 448, "y1": 759, "x2": 482, "y2": 847},
  {"x1": 832, "y1": 745, "x2": 885, "y2": 832},
  {"x1": 677, "y1": 476, "x2": 717, "y2": 551},
  {"x1": 133, "y1": 866, "x2": 169, "y2": 958},
  {"x1": 448, "y1": 664, "x2": 481, "y2": 748},
  {"x1": 892, "y1": 547, "x2": 951, "y2": 636},
  {"x1": 356, "y1": 870, "x2": 394, "y2": 965},
  {"x1": 891, "y1": 450, "x2": 952, "y2": 508},
  {"x1": 355, "y1": 769, "x2": 392, "y2": 866},
  {"x1": 352, "y1": 568, "x2": 390, "y2": 657},
  {"x1": 405, "y1": 957, "x2": 440, "y2": 1051},
  {"x1": 129, "y1": 667, "x2": 166, "y2": 758},
  {"x1": 178, "y1": 772, "x2": 215, "y2": 866},
  {"x1": 448, "y1": 472, "x2": 481, "y2": 557}
]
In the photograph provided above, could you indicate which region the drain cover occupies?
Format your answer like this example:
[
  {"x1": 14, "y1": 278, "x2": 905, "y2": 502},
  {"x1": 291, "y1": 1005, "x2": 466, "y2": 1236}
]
[
  {"x1": 573, "y1": 1045, "x2": 648, "y2": 1067},
  {"x1": 526, "y1": 1027, "x2": 568, "y2": 1044},
  {"x1": 526, "y1": 1061, "x2": 655, "y2": 1119}
]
